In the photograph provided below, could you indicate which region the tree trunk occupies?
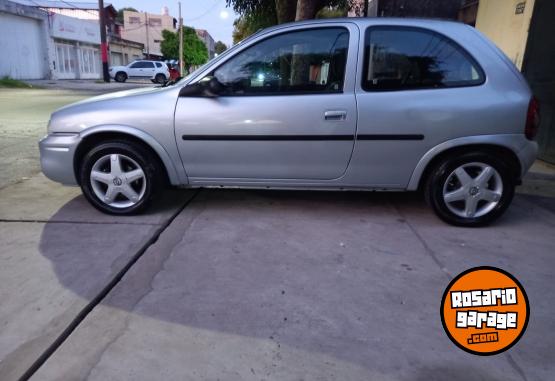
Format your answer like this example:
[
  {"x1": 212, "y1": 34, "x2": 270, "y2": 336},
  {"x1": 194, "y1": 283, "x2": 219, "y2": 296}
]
[
  {"x1": 275, "y1": 0, "x2": 297, "y2": 23},
  {"x1": 295, "y1": 0, "x2": 322, "y2": 21}
]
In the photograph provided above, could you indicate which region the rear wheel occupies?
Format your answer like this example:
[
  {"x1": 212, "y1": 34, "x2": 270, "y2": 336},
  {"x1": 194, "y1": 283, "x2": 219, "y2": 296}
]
[
  {"x1": 115, "y1": 72, "x2": 127, "y2": 82},
  {"x1": 425, "y1": 152, "x2": 516, "y2": 227},
  {"x1": 155, "y1": 73, "x2": 166, "y2": 84},
  {"x1": 79, "y1": 141, "x2": 162, "y2": 215}
]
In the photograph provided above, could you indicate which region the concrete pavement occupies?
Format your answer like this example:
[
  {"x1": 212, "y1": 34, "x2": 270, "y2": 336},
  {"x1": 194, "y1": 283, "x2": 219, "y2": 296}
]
[
  {"x1": 0, "y1": 174, "x2": 193, "y2": 380},
  {"x1": 20, "y1": 187, "x2": 555, "y2": 381}
]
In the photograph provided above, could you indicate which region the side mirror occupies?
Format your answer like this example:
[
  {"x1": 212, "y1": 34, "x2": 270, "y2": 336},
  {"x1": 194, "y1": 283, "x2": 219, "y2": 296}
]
[
  {"x1": 178, "y1": 82, "x2": 203, "y2": 97},
  {"x1": 178, "y1": 77, "x2": 224, "y2": 97},
  {"x1": 206, "y1": 77, "x2": 224, "y2": 96}
]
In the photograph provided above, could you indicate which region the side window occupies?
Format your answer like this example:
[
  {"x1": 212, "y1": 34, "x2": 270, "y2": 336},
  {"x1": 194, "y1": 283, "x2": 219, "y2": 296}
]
[
  {"x1": 155, "y1": 62, "x2": 162, "y2": 68},
  {"x1": 213, "y1": 27, "x2": 349, "y2": 95},
  {"x1": 129, "y1": 61, "x2": 141, "y2": 68},
  {"x1": 363, "y1": 27, "x2": 484, "y2": 91},
  {"x1": 144, "y1": 62, "x2": 155, "y2": 68}
]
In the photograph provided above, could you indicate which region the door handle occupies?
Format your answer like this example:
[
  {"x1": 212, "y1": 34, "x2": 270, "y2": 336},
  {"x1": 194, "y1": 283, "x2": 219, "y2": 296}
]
[{"x1": 324, "y1": 110, "x2": 347, "y2": 121}]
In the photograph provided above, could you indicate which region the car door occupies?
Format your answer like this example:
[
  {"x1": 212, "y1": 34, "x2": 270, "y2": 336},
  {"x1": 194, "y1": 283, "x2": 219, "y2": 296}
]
[
  {"x1": 174, "y1": 24, "x2": 359, "y2": 181},
  {"x1": 127, "y1": 61, "x2": 143, "y2": 77},
  {"x1": 352, "y1": 25, "x2": 487, "y2": 187},
  {"x1": 142, "y1": 61, "x2": 155, "y2": 78}
]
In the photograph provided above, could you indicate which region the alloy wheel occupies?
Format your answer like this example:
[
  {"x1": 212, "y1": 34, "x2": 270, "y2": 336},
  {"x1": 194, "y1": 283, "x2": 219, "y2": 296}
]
[
  {"x1": 442, "y1": 162, "x2": 503, "y2": 219},
  {"x1": 89, "y1": 154, "x2": 147, "y2": 208}
]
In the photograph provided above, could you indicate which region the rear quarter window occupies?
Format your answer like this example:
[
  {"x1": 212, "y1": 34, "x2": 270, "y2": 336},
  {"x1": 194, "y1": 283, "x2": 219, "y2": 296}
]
[{"x1": 362, "y1": 26, "x2": 485, "y2": 91}]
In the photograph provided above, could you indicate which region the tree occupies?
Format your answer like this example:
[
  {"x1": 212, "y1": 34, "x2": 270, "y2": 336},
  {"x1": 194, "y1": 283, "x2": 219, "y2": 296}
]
[
  {"x1": 116, "y1": 7, "x2": 138, "y2": 24},
  {"x1": 215, "y1": 41, "x2": 228, "y2": 54},
  {"x1": 228, "y1": 0, "x2": 352, "y2": 42},
  {"x1": 160, "y1": 27, "x2": 209, "y2": 73}
]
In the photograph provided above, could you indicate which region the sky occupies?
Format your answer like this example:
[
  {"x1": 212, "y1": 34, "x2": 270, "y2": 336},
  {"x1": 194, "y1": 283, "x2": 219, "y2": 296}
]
[{"x1": 108, "y1": 0, "x2": 239, "y2": 46}]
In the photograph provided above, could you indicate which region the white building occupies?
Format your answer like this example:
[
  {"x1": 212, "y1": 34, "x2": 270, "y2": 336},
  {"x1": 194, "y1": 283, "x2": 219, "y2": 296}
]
[
  {"x1": 3, "y1": 0, "x2": 144, "y2": 79},
  {"x1": 0, "y1": 0, "x2": 52, "y2": 79},
  {"x1": 49, "y1": 12, "x2": 102, "y2": 79}
]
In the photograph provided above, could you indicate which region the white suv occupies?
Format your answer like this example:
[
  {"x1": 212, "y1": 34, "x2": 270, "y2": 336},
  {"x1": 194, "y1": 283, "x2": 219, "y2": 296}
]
[{"x1": 109, "y1": 60, "x2": 169, "y2": 83}]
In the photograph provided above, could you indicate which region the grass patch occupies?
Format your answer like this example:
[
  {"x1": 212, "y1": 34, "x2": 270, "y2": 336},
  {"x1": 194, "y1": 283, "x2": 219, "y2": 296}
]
[{"x1": 0, "y1": 76, "x2": 36, "y2": 88}]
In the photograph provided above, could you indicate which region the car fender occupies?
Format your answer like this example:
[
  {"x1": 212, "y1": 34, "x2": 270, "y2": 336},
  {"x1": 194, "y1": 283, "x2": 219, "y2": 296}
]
[
  {"x1": 406, "y1": 134, "x2": 532, "y2": 190},
  {"x1": 79, "y1": 125, "x2": 187, "y2": 185}
]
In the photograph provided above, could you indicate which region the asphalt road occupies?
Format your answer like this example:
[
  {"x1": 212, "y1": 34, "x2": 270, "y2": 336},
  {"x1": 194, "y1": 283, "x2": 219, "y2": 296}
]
[{"x1": 0, "y1": 87, "x2": 554, "y2": 381}]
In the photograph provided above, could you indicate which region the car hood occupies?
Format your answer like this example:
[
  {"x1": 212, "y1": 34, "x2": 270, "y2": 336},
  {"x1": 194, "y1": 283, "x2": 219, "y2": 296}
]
[
  {"x1": 56, "y1": 86, "x2": 164, "y2": 111},
  {"x1": 48, "y1": 85, "x2": 181, "y2": 134}
]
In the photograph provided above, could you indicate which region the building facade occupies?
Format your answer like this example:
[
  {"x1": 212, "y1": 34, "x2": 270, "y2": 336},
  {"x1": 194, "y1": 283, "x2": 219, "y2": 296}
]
[
  {"x1": 0, "y1": 0, "x2": 52, "y2": 79},
  {"x1": 475, "y1": 0, "x2": 555, "y2": 163},
  {"x1": 3, "y1": 0, "x2": 143, "y2": 79},
  {"x1": 121, "y1": 9, "x2": 176, "y2": 59},
  {"x1": 49, "y1": 12, "x2": 102, "y2": 79},
  {"x1": 196, "y1": 29, "x2": 215, "y2": 59}
]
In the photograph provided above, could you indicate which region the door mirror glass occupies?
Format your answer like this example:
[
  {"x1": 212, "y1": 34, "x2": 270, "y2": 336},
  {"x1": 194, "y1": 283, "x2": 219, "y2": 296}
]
[{"x1": 179, "y1": 77, "x2": 224, "y2": 97}]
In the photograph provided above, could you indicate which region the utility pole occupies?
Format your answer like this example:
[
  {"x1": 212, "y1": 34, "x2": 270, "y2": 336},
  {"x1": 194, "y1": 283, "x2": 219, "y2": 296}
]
[
  {"x1": 178, "y1": 1, "x2": 184, "y2": 75},
  {"x1": 144, "y1": 12, "x2": 150, "y2": 58},
  {"x1": 98, "y1": 0, "x2": 110, "y2": 82}
]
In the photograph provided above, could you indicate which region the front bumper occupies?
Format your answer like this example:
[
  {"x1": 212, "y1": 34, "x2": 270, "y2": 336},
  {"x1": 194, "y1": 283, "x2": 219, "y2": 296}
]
[{"x1": 39, "y1": 133, "x2": 81, "y2": 185}]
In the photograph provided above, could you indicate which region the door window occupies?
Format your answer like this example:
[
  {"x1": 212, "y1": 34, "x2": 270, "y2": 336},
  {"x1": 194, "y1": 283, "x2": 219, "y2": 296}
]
[
  {"x1": 362, "y1": 27, "x2": 484, "y2": 91},
  {"x1": 213, "y1": 27, "x2": 349, "y2": 95},
  {"x1": 129, "y1": 61, "x2": 153, "y2": 69}
]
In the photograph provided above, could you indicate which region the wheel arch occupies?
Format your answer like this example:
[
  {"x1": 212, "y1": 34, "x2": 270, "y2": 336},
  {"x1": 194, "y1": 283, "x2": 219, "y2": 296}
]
[
  {"x1": 408, "y1": 137, "x2": 523, "y2": 191},
  {"x1": 74, "y1": 126, "x2": 184, "y2": 186}
]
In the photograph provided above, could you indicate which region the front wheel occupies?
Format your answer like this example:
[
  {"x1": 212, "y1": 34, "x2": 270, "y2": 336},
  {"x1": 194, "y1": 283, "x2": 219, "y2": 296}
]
[
  {"x1": 425, "y1": 152, "x2": 516, "y2": 227},
  {"x1": 79, "y1": 141, "x2": 162, "y2": 215},
  {"x1": 115, "y1": 72, "x2": 127, "y2": 82}
]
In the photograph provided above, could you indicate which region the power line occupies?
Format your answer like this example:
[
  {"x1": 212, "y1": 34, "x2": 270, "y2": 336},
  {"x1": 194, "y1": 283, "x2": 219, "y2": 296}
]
[{"x1": 183, "y1": 0, "x2": 220, "y2": 21}]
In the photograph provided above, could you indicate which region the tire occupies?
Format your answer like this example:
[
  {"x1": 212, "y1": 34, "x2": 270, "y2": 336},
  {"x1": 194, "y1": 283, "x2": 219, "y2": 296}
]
[
  {"x1": 155, "y1": 73, "x2": 166, "y2": 84},
  {"x1": 79, "y1": 140, "x2": 162, "y2": 215},
  {"x1": 424, "y1": 151, "x2": 516, "y2": 227},
  {"x1": 115, "y1": 72, "x2": 127, "y2": 82}
]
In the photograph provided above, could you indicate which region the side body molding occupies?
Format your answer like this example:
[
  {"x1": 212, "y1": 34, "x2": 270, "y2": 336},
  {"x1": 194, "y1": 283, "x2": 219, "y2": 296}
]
[
  {"x1": 406, "y1": 134, "x2": 534, "y2": 190},
  {"x1": 79, "y1": 125, "x2": 187, "y2": 185}
]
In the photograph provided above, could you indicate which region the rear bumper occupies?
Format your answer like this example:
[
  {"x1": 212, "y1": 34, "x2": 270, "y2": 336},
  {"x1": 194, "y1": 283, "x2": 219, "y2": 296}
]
[
  {"x1": 39, "y1": 133, "x2": 81, "y2": 185},
  {"x1": 517, "y1": 140, "x2": 538, "y2": 178}
]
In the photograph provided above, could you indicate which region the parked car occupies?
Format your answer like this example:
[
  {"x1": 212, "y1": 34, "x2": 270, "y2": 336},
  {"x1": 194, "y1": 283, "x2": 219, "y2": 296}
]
[
  {"x1": 40, "y1": 18, "x2": 539, "y2": 226},
  {"x1": 109, "y1": 60, "x2": 169, "y2": 83}
]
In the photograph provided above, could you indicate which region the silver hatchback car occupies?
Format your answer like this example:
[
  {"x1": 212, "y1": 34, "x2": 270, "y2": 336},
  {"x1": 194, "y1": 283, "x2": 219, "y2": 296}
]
[{"x1": 40, "y1": 18, "x2": 539, "y2": 226}]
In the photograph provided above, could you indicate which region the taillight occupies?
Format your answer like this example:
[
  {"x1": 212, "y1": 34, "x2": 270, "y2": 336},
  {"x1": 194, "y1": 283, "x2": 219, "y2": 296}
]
[{"x1": 525, "y1": 96, "x2": 540, "y2": 140}]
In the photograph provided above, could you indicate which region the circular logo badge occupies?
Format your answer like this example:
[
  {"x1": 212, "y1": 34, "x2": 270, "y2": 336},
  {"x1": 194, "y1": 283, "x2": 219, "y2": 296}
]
[{"x1": 441, "y1": 267, "x2": 529, "y2": 356}]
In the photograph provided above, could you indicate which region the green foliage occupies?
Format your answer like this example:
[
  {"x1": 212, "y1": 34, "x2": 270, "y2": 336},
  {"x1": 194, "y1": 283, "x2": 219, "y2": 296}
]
[
  {"x1": 316, "y1": 6, "x2": 348, "y2": 18},
  {"x1": 0, "y1": 76, "x2": 35, "y2": 89},
  {"x1": 228, "y1": 0, "x2": 353, "y2": 43},
  {"x1": 116, "y1": 7, "x2": 138, "y2": 24},
  {"x1": 160, "y1": 27, "x2": 209, "y2": 71},
  {"x1": 231, "y1": 3, "x2": 277, "y2": 44},
  {"x1": 215, "y1": 41, "x2": 228, "y2": 54}
]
